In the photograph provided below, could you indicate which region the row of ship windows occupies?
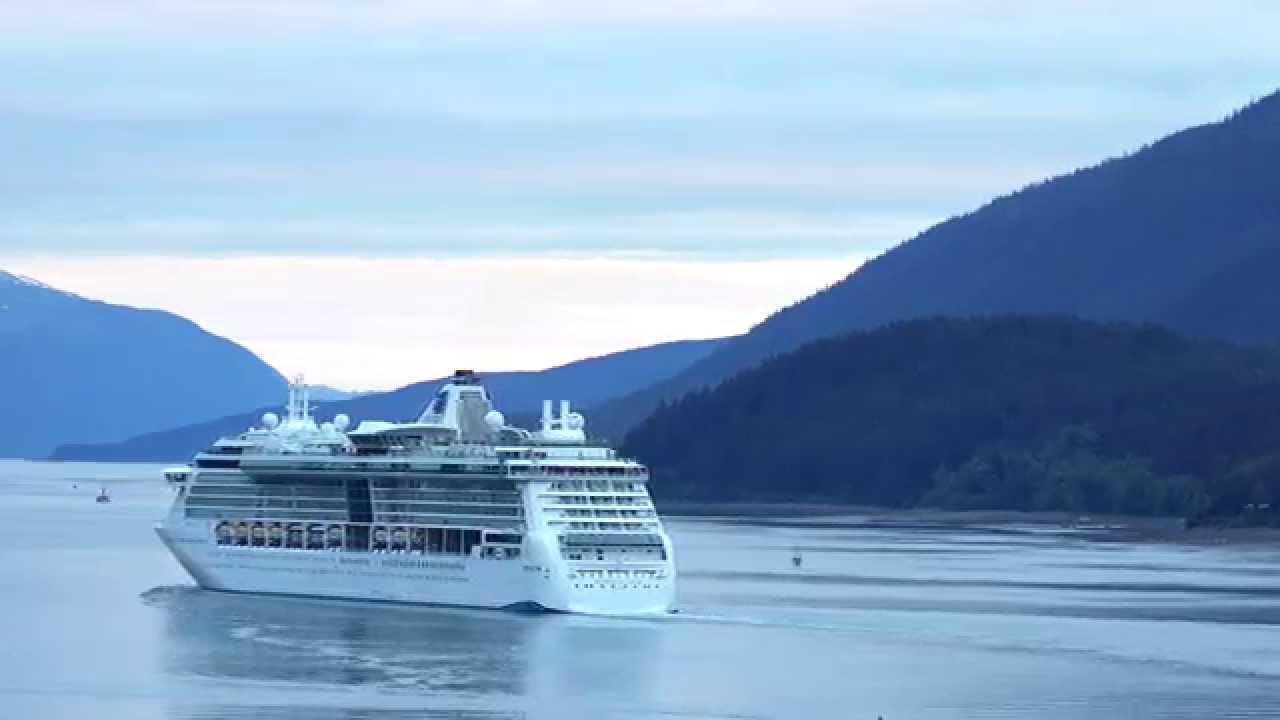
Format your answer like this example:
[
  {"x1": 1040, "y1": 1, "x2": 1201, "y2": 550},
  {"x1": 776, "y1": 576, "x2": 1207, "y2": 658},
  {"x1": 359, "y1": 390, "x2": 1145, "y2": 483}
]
[
  {"x1": 250, "y1": 464, "x2": 641, "y2": 480},
  {"x1": 570, "y1": 567, "x2": 666, "y2": 590},
  {"x1": 187, "y1": 497, "x2": 521, "y2": 516},
  {"x1": 191, "y1": 488, "x2": 521, "y2": 507},
  {"x1": 563, "y1": 547, "x2": 668, "y2": 561},
  {"x1": 188, "y1": 497, "x2": 349, "y2": 510},
  {"x1": 560, "y1": 532, "x2": 664, "y2": 547},
  {"x1": 559, "y1": 509, "x2": 654, "y2": 518},
  {"x1": 574, "y1": 583, "x2": 662, "y2": 590},
  {"x1": 554, "y1": 521, "x2": 653, "y2": 532},
  {"x1": 193, "y1": 476, "x2": 520, "y2": 493},
  {"x1": 373, "y1": 503, "x2": 520, "y2": 516},
  {"x1": 252, "y1": 459, "x2": 510, "y2": 474},
  {"x1": 573, "y1": 569, "x2": 663, "y2": 580},
  {"x1": 372, "y1": 477, "x2": 518, "y2": 491},
  {"x1": 544, "y1": 495, "x2": 649, "y2": 507},
  {"x1": 190, "y1": 477, "x2": 643, "y2": 495},
  {"x1": 516, "y1": 466, "x2": 646, "y2": 477},
  {"x1": 548, "y1": 480, "x2": 642, "y2": 492},
  {"x1": 371, "y1": 490, "x2": 520, "y2": 503},
  {"x1": 212, "y1": 521, "x2": 521, "y2": 557},
  {"x1": 186, "y1": 508, "x2": 522, "y2": 527},
  {"x1": 188, "y1": 508, "x2": 344, "y2": 521},
  {"x1": 372, "y1": 513, "x2": 523, "y2": 527},
  {"x1": 189, "y1": 484, "x2": 347, "y2": 498}
]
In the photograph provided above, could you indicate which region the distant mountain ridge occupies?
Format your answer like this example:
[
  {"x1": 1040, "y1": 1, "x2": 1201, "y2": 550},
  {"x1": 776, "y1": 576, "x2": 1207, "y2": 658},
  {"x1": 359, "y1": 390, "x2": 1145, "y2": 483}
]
[
  {"x1": 593, "y1": 90, "x2": 1280, "y2": 437},
  {"x1": 0, "y1": 271, "x2": 287, "y2": 457},
  {"x1": 52, "y1": 336, "x2": 728, "y2": 461},
  {"x1": 306, "y1": 385, "x2": 372, "y2": 402}
]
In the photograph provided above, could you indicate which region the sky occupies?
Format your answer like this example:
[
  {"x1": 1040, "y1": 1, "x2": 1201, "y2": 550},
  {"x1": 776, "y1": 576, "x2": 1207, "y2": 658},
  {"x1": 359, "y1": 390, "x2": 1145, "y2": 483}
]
[{"x1": 3, "y1": 1, "x2": 1280, "y2": 389}]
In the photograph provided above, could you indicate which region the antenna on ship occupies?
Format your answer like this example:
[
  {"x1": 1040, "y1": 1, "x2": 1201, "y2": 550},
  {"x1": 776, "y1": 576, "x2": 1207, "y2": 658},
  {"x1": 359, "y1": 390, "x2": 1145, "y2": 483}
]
[{"x1": 286, "y1": 373, "x2": 311, "y2": 423}]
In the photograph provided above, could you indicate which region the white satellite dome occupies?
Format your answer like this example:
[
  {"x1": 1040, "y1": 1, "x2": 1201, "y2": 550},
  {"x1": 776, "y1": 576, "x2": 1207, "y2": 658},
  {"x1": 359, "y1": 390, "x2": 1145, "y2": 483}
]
[
  {"x1": 565, "y1": 412, "x2": 585, "y2": 430},
  {"x1": 333, "y1": 413, "x2": 351, "y2": 432},
  {"x1": 261, "y1": 412, "x2": 280, "y2": 430},
  {"x1": 484, "y1": 410, "x2": 506, "y2": 431}
]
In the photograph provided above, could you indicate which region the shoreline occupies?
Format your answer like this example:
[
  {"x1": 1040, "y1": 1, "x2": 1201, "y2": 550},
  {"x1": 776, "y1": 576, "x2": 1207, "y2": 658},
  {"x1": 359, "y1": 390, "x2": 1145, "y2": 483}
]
[{"x1": 660, "y1": 501, "x2": 1280, "y2": 547}]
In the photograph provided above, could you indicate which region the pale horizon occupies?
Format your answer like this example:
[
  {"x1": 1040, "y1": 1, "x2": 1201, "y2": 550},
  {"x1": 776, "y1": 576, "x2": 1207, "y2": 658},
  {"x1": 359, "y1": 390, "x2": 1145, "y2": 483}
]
[
  {"x1": 2, "y1": 254, "x2": 861, "y2": 390},
  {"x1": 5, "y1": 0, "x2": 1279, "y2": 389}
]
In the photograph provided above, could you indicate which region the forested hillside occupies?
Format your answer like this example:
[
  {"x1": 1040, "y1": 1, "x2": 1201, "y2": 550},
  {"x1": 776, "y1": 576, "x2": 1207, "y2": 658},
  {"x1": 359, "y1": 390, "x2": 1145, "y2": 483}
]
[
  {"x1": 623, "y1": 317, "x2": 1280, "y2": 519},
  {"x1": 596, "y1": 90, "x2": 1280, "y2": 438}
]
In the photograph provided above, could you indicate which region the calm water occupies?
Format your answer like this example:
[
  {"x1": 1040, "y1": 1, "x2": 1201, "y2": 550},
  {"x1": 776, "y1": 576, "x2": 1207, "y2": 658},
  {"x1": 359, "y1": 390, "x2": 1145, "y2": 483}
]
[{"x1": 4, "y1": 460, "x2": 1280, "y2": 720}]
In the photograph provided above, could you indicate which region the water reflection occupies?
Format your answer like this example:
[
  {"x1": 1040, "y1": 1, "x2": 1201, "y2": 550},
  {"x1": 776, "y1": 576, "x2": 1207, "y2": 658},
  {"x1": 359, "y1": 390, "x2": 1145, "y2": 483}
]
[
  {"x1": 145, "y1": 586, "x2": 537, "y2": 695},
  {"x1": 144, "y1": 585, "x2": 666, "y2": 719},
  {"x1": 9, "y1": 461, "x2": 1280, "y2": 720},
  {"x1": 174, "y1": 708, "x2": 524, "y2": 720}
]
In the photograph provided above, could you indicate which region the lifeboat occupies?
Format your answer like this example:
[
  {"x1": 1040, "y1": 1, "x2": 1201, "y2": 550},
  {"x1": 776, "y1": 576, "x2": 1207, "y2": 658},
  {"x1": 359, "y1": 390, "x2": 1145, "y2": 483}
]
[{"x1": 326, "y1": 525, "x2": 344, "y2": 548}]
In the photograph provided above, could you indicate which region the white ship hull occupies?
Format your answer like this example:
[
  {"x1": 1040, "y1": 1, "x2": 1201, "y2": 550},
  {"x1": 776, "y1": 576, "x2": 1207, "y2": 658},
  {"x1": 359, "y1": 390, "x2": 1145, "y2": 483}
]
[
  {"x1": 155, "y1": 372, "x2": 678, "y2": 616},
  {"x1": 157, "y1": 519, "x2": 676, "y2": 615}
]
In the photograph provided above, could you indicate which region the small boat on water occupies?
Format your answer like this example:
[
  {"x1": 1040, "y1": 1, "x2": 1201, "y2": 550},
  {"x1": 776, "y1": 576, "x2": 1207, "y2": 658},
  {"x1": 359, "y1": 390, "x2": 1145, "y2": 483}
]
[{"x1": 95, "y1": 487, "x2": 111, "y2": 503}]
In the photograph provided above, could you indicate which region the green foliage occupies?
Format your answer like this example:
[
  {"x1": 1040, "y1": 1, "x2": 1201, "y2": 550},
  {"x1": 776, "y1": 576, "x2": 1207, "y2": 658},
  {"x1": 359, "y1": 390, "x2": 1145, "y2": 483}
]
[
  {"x1": 593, "y1": 92, "x2": 1280, "y2": 442},
  {"x1": 623, "y1": 316, "x2": 1280, "y2": 517},
  {"x1": 923, "y1": 425, "x2": 1211, "y2": 516}
]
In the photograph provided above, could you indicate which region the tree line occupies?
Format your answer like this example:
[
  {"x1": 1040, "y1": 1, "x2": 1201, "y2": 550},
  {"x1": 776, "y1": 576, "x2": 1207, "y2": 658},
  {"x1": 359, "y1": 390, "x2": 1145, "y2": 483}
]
[{"x1": 622, "y1": 316, "x2": 1280, "y2": 522}]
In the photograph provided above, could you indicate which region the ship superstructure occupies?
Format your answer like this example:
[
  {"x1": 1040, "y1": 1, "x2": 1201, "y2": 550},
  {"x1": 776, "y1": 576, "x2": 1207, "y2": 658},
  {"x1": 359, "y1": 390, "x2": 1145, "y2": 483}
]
[{"x1": 156, "y1": 371, "x2": 675, "y2": 614}]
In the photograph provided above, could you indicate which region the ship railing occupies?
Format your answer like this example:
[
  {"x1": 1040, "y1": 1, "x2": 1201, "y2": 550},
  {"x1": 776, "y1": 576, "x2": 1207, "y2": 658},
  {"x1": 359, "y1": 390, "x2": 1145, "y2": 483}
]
[
  {"x1": 507, "y1": 465, "x2": 648, "y2": 478},
  {"x1": 209, "y1": 518, "x2": 524, "y2": 558},
  {"x1": 537, "y1": 490, "x2": 652, "y2": 500},
  {"x1": 244, "y1": 442, "x2": 504, "y2": 459}
]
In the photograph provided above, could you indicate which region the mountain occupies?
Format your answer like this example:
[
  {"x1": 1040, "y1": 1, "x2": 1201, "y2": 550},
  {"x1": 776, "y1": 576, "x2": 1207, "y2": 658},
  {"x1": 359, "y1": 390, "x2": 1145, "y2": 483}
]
[
  {"x1": 52, "y1": 336, "x2": 728, "y2": 461},
  {"x1": 0, "y1": 271, "x2": 287, "y2": 457},
  {"x1": 622, "y1": 316, "x2": 1280, "y2": 519},
  {"x1": 306, "y1": 385, "x2": 372, "y2": 402},
  {"x1": 594, "y1": 91, "x2": 1280, "y2": 437}
]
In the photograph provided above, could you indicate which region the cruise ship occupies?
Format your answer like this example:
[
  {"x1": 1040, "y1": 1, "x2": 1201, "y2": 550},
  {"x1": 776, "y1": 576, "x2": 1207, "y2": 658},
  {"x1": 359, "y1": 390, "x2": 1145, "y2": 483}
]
[{"x1": 155, "y1": 371, "x2": 676, "y2": 615}]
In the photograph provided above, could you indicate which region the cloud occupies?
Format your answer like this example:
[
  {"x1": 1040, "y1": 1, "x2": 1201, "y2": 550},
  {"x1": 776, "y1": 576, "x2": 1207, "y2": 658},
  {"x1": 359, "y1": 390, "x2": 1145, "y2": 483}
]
[
  {"x1": 3, "y1": 2, "x2": 1278, "y2": 387},
  {"x1": 0, "y1": 254, "x2": 861, "y2": 389},
  {"x1": 0, "y1": 211, "x2": 928, "y2": 258},
  {"x1": 0, "y1": 0, "x2": 935, "y2": 33},
  {"x1": 5, "y1": 3, "x2": 1278, "y2": 264}
]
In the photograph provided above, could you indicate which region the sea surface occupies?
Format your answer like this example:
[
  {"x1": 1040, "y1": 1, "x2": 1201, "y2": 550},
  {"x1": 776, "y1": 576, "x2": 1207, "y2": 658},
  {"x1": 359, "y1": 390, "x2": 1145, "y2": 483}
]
[{"x1": 3, "y1": 459, "x2": 1280, "y2": 720}]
